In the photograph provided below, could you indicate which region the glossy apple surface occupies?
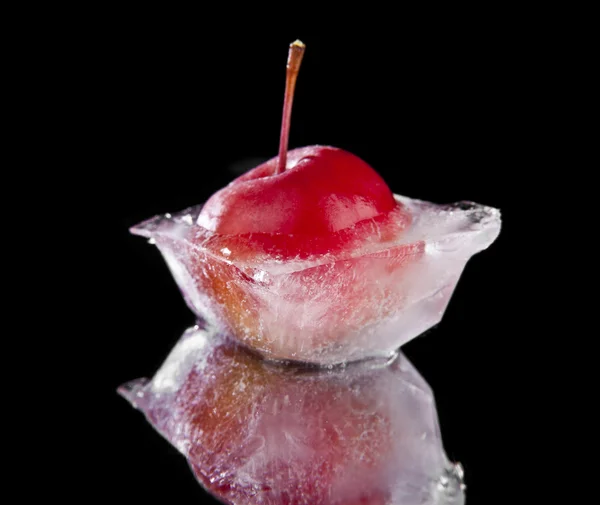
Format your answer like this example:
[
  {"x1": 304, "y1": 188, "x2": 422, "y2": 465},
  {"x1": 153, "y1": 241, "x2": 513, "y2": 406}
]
[{"x1": 197, "y1": 146, "x2": 409, "y2": 257}]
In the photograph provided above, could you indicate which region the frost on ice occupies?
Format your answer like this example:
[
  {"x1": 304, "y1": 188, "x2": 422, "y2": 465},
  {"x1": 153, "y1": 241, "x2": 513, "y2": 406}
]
[
  {"x1": 130, "y1": 194, "x2": 501, "y2": 364},
  {"x1": 119, "y1": 325, "x2": 465, "y2": 505}
]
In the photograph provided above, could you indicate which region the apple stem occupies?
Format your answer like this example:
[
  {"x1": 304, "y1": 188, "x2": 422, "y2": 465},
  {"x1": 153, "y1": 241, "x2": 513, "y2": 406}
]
[{"x1": 276, "y1": 40, "x2": 305, "y2": 175}]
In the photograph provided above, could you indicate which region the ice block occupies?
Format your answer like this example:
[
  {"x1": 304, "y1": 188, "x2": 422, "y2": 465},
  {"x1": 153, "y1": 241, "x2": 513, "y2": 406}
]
[
  {"x1": 119, "y1": 324, "x2": 466, "y2": 505},
  {"x1": 131, "y1": 195, "x2": 500, "y2": 365}
]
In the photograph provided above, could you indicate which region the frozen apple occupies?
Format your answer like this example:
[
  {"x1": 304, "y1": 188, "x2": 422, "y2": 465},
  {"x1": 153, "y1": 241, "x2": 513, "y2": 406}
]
[
  {"x1": 130, "y1": 41, "x2": 501, "y2": 364},
  {"x1": 119, "y1": 324, "x2": 466, "y2": 505},
  {"x1": 132, "y1": 195, "x2": 498, "y2": 364}
]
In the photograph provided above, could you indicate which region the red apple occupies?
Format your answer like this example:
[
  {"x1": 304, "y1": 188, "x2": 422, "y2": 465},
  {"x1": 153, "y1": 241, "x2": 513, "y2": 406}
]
[
  {"x1": 181, "y1": 42, "x2": 422, "y2": 363},
  {"x1": 197, "y1": 145, "x2": 401, "y2": 243}
]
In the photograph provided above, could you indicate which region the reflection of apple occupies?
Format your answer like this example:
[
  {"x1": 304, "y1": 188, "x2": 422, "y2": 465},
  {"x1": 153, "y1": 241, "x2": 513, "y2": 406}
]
[
  {"x1": 187, "y1": 41, "x2": 421, "y2": 362},
  {"x1": 178, "y1": 344, "x2": 392, "y2": 504},
  {"x1": 180, "y1": 346, "x2": 393, "y2": 504},
  {"x1": 129, "y1": 328, "x2": 445, "y2": 505}
]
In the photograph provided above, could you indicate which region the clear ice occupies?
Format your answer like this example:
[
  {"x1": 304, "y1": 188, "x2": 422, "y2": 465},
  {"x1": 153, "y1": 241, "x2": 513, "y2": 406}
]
[
  {"x1": 131, "y1": 194, "x2": 501, "y2": 365},
  {"x1": 119, "y1": 324, "x2": 466, "y2": 505}
]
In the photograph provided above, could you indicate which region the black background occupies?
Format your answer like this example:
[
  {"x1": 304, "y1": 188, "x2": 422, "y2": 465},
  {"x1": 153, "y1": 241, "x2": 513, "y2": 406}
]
[{"x1": 40, "y1": 11, "x2": 553, "y2": 505}]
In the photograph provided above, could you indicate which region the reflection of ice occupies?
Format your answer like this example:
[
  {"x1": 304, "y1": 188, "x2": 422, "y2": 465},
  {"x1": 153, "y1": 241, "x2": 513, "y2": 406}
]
[
  {"x1": 119, "y1": 325, "x2": 466, "y2": 505},
  {"x1": 130, "y1": 193, "x2": 500, "y2": 365}
]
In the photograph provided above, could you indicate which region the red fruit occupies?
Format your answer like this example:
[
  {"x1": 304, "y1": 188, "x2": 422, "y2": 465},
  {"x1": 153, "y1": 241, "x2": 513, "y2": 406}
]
[
  {"x1": 197, "y1": 146, "x2": 411, "y2": 259},
  {"x1": 198, "y1": 145, "x2": 399, "y2": 241}
]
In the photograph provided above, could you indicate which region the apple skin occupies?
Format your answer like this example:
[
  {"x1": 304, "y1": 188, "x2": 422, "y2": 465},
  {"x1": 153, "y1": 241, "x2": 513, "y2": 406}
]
[{"x1": 197, "y1": 146, "x2": 399, "y2": 240}]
